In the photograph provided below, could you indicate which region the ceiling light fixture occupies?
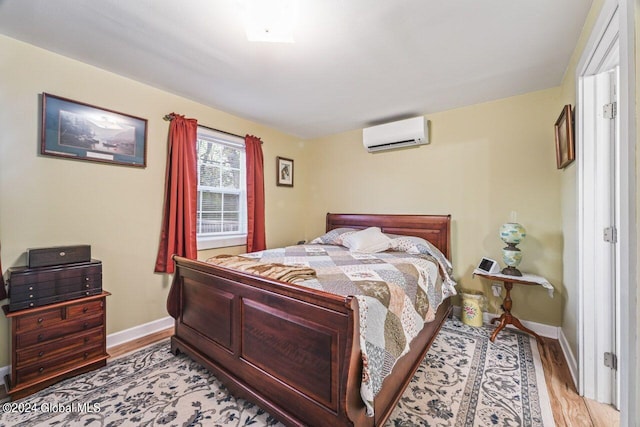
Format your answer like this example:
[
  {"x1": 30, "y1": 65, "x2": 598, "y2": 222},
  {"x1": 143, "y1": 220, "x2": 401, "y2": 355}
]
[{"x1": 242, "y1": 0, "x2": 296, "y2": 43}]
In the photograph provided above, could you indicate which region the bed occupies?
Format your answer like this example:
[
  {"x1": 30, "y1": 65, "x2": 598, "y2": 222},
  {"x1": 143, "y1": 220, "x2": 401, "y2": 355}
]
[{"x1": 167, "y1": 213, "x2": 454, "y2": 426}]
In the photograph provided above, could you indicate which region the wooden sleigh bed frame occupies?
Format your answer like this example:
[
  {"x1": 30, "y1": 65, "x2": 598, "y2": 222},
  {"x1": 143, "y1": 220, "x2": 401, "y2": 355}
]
[{"x1": 167, "y1": 213, "x2": 453, "y2": 426}]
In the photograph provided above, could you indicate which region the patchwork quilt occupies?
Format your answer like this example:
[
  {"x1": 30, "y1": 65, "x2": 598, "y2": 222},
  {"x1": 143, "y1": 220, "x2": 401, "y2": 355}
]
[{"x1": 237, "y1": 240, "x2": 457, "y2": 416}]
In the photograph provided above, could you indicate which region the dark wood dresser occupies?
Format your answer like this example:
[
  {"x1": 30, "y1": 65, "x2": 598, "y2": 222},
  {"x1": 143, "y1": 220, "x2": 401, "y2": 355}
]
[{"x1": 3, "y1": 292, "x2": 110, "y2": 400}]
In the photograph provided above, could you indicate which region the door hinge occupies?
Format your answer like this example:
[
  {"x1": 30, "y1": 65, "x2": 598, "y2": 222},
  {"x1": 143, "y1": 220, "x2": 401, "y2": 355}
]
[
  {"x1": 603, "y1": 226, "x2": 617, "y2": 243},
  {"x1": 604, "y1": 352, "x2": 618, "y2": 370},
  {"x1": 603, "y1": 102, "x2": 617, "y2": 119}
]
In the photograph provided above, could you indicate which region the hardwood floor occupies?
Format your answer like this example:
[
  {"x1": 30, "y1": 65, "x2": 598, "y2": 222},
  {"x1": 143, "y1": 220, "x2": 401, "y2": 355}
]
[
  {"x1": 1, "y1": 327, "x2": 621, "y2": 426},
  {"x1": 107, "y1": 327, "x2": 174, "y2": 359},
  {"x1": 537, "y1": 337, "x2": 620, "y2": 427}
]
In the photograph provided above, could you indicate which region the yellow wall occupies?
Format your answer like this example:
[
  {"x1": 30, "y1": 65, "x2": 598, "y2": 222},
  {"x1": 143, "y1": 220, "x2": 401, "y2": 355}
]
[
  {"x1": 0, "y1": 35, "x2": 308, "y2": 366},
  {"x1": 304, "y1": 88, "x2": 564, "y2": 325}
]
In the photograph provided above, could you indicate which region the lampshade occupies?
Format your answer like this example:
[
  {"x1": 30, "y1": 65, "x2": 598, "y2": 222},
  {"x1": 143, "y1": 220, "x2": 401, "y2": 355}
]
[
  {"x1": 499, "y1": 222, "x2": 526, "y2": 245},
  {"x1": 499, "y1": 222, "x2": 526, "y2": 276}
]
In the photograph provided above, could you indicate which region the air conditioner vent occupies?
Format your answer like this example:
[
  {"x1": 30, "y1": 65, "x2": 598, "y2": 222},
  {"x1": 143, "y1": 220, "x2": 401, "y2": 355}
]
[{"x1": 362, "y1": 116, "x2": 429, "y2": 152}]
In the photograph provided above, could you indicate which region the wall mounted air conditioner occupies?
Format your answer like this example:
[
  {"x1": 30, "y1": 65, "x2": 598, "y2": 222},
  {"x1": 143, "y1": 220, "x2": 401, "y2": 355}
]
[{"x1": 362, "y1": 116, "x2": 429, "y2": 152}]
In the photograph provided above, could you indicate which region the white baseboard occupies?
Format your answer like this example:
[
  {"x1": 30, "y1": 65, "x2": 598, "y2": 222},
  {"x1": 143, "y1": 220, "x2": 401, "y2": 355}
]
[
  {"x1": 558, "y1": 326, "x2": 579, "y2": 390},
  {"x1": 105, "y1": 316, "x2": 174, "y2": 349},
  {"x1": 452, "y1": 305, "x2": 559, "y2": 339},
  {"x1": 1, "y1": 316, "x2": 174, "y2": 391}
]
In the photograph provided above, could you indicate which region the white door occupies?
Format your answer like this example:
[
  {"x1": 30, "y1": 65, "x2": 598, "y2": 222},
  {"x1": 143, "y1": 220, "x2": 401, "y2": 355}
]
[{"x1": 595, "y1": 66, "x2": 619, "y2": 407}]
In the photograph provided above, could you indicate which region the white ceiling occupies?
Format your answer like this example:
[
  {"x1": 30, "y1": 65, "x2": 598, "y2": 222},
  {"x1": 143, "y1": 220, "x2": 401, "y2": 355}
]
[{"x1": 0, "y1": 0, "x2": 592, "y2": 139}]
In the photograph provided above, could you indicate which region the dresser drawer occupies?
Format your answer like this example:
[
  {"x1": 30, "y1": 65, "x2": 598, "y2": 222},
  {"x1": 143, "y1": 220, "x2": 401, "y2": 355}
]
[
  {"x1": 14, "y1": 298, "x2": 104, "y2": 333},
  {"x1": 15, "y1": 328, "x2": 105, "y2": 368},
  {"x1": 15, "y1": 344, "x2": 106, "y2": 385},
  {"x1": 15, "y1": 308, "x2": 65, "y2": 333},
  {"x1": 9, "y1": 289, "x2": 103, "y2": 312},
  {"x1": 67, "y1": 299, "x2": 105, "y2": 319},
  {"x1": 10, "y1": 273, "x2": 101, "y2": 299},
  {"x1": 17, "y1": 314, "x2": 104, "y2": 348},
  {"x1": 9, "y1": 262, "x2": 101, "y2": 287}
]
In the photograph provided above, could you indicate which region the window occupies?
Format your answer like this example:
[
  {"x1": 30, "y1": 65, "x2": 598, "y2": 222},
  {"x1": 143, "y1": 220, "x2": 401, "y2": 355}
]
[{"x1": 196, "y1": 127, "x2": 247, "y2": 249}]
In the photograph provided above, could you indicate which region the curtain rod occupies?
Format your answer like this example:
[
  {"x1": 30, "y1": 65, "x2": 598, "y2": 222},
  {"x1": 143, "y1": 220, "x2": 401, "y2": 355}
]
[{"x1": 163, "y1": 114, "x2": 246, "y2": 140}]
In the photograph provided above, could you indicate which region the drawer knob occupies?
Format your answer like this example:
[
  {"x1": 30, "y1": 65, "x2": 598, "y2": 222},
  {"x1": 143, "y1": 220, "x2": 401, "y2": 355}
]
[
  {"x1": 29, "y1": 303, "x2": 34, "y2": 307},
  {"x1": 37, "y1": 317, "x2": 43, "y2": 323},
  {"x1": 85, "y1": 277, "x2": 90, "y2": 281},
  {"x1": 83, "y1": 307, "x2": 89, "y2": 313},
  {"x1": 38, "y1": 351, "x2": 44, "y2": 357},
  {"x1": 85, "y1": 284, "x2": 90, "y2": 289},
  {"x1": 37, "y1": 334, "x2": 44, "y2": 342},
  {"x1": 83, "y1": 322, "x2": 89, "y2": 329},
  {"x1": 59, "y1": 251, "x2": 66, "y2": 257},
  {"x1": 84, "y1": 337, "x2": 90, "y2": 343},
  {"x1": 28, "y1": 286, "x2": 33, "y2": 291},
  {"x1": 29, "y1": 294, "x2": 34, "y2": 299},
  {"x1": 38, "y1": 367, "x2": 44, "y2": 373},
  {"x1": 83, "y1": 352, "x2": 89, "y2": 359}
]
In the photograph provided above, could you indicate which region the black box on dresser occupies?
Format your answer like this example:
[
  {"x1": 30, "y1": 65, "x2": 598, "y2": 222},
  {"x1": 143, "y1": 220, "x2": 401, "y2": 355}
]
[
  {"x1": 27, "y1": 244, "x2": 91, "y2": 269},
  {"x1": 7, "y1": 259, "x2": 102, "y2": 312}
]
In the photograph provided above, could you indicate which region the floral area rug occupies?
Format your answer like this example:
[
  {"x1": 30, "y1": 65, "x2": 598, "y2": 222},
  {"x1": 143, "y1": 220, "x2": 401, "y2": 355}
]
[
  {"x1": 388, "y1": 318, "x2": 555, "y2": 427},
  {"x1": 0, "y1": 318, "x2": 554, "y2": 427}
]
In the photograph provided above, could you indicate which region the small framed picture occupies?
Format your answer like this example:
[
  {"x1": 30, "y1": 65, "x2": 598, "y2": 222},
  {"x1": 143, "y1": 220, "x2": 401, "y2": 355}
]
[
  {"x1": 276, "y1": 156, "x2": 294, "y2": 187},
  {"x1": 41, "y1": 93, "x2": 147, "y2": 167},
  {"x1": 554, "y1": 104, "x2": 575, "y2": 169}
]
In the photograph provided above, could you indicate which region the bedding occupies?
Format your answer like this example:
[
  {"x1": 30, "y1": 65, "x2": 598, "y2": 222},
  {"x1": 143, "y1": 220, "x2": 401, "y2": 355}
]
[
  {"x1": 205, "y1": 254, "x2": 316, "y2": 283},
  {"x1": 209, "y1": 231, "x2": 457, "y2": 415},
  {"x1": 312, "y1": 227, "x2": 455, "y2": 287}
]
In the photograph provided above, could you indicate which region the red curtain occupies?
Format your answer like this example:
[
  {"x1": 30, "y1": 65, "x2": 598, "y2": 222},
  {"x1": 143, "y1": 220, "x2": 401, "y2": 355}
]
[
  {"x1": 245, "y1": 135, "x2": 266, "y2": 252},
  {"x1": 154, "y1": 114, "x2": 198, "y2": 274},
  {"x1": 0, "y1": 243, "x2": 6, "y2": 301}
]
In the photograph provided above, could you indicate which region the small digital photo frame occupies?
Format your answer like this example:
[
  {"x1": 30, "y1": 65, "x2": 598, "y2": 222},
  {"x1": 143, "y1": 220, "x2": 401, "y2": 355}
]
[{"x1": 476, "y1": 257, "x2": 501, "y2": 274}]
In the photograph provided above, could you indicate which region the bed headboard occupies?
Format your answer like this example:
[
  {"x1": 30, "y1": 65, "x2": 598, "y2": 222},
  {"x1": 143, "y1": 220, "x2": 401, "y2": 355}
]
[{"x1": 325, "y1": 213, "x2": 452, "y2": 260}]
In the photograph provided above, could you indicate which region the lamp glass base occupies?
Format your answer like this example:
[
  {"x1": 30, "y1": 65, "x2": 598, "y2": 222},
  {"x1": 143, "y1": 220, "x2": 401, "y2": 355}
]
[{"x1": 501, "y1": 266, "x2": 523, "y2": 276}]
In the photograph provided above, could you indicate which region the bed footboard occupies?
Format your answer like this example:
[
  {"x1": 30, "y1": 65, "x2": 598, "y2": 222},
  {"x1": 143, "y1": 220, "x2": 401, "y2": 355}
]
[{"x1": 169, "y1": 256, "x2": 366, "y2": 426}]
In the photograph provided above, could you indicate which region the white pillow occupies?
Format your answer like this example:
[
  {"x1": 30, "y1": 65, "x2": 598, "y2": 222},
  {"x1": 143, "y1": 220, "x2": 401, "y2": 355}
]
[{"x1": 342, "y1": 227, "x2": 392, "y2": 253}]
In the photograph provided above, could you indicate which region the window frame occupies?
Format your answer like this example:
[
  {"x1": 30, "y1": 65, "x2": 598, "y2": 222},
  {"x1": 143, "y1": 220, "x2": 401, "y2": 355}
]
[{"x1": 195, "y1": 126, "x2": 247, "y2": 250}]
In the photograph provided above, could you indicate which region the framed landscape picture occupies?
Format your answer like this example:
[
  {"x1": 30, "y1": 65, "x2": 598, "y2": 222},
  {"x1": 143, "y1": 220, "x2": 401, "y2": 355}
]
[
  {"x1": 276, "y1": 156, "x2": 294, "y2": 187},
  {"x1": 554, "y1": 104, "x2": 575, "y2": 169},
  {"x1": 41, "y1": 93, "x2": 147, "y2": 167}
]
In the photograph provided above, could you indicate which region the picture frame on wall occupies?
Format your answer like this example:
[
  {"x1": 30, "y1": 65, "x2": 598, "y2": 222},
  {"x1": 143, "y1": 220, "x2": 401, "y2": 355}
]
[
  {"x1": 276, "y1": 156, "x2": 294, "y2": 187},
  {"x1": 554, "y1": 104, "x2": 575, "y2": 169},
  {"x1": 41, "y1": 93, "x2": 148, "y2": 167}
]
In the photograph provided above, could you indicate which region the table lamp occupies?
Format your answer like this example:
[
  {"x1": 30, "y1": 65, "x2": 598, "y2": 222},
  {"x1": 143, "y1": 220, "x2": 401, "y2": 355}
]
[{"x1": 499, "y1": 216, "x2": 526, "y2": 276}]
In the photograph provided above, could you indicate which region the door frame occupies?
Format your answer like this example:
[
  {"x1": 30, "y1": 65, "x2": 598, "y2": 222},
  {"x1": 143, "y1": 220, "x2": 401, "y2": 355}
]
[
  {"x1": 575, "y1": 0, "x2": 636, "y2": 423},
  {"x1": 579, "y1": 60, "x2": 619, "y2": 403}
]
